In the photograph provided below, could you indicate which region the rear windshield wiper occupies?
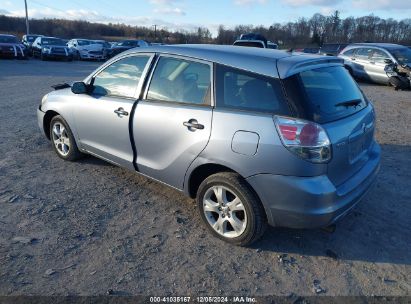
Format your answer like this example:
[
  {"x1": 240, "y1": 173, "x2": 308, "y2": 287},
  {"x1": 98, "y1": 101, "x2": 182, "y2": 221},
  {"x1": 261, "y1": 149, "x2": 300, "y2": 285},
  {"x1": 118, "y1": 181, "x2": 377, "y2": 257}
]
[{"x1": 335, "y1": 99, "x2": 362, "y2": 108}]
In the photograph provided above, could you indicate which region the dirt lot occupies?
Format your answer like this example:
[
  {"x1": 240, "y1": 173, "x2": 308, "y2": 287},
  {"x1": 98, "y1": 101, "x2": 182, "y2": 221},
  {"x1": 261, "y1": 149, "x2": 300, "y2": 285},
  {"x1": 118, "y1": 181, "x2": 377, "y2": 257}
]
[{"x1": 0, "y1": 59, "x2": 410, "y2": 297}]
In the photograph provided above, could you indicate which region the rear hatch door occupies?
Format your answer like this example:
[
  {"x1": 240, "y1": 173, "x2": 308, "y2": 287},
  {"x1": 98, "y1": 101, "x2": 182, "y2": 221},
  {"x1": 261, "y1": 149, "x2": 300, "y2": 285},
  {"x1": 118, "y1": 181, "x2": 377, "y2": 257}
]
[{"x1": 282, "y1": 64, "x2": 375, "y2": 187}]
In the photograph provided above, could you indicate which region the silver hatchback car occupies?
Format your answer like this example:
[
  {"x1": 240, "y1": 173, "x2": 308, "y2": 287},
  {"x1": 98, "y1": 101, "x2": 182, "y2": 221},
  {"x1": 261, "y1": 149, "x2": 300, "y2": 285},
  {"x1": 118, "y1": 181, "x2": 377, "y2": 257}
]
[
  {"x1": 339, "y1": 43, "x2": 411, "y2": 84},
  {"x1": 37, "y1": 45, "x2": 380, "y2": 245}
]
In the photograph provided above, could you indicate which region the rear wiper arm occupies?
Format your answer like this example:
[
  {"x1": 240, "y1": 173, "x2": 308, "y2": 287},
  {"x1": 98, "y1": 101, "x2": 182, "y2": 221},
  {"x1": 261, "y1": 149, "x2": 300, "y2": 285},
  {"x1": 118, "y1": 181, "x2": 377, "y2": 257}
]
[{"x1": 335, "y1": 99, "x2": 362, "y2": 108}]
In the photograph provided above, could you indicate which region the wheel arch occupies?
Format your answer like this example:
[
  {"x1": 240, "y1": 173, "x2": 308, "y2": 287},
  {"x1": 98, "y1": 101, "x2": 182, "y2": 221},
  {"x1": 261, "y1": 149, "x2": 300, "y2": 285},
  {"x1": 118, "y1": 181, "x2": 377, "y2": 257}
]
[
  {"x1": 186, "y1": 162, "x2": 273, "y2": 226},
  {"x1": 43, "y1": 110, "x2": 60, "y2": 140},
  {"x1": 187, "y1": 163, "x2": 236, "y2": 199}
]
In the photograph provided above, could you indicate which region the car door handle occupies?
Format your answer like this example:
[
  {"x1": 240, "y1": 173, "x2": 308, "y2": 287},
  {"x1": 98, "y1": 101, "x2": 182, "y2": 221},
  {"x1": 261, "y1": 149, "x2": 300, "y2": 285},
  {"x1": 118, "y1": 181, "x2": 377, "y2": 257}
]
[
  {"x1": 183, "y1": 119, "x2": 204, "y2": 130},
  {"x1": 351, "y1": 57, "x2": 356, "y2": 61},
  {"x1": 114, "y1": 107, "x2": 128, "y2": 117}
]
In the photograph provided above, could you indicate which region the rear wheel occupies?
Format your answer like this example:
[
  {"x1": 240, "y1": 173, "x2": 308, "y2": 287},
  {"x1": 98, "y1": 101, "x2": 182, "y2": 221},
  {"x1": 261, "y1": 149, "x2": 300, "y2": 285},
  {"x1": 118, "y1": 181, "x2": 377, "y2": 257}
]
[
  {"x1": 196, "y1": 172, "x2": 267, "y2": 246},
  {"x1": 50, "y1": 115, "x2": 83, "y2": 161}
]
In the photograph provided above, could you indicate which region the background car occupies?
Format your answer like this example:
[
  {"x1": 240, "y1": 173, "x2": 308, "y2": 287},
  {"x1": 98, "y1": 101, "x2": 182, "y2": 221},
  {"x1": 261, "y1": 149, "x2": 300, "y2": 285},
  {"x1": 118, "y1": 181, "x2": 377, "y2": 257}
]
[
  {"x1": 339, "y1": 43, "x2": 411, "y2": 84},
  {"x1": 319, "y1": 43, "x2": 348, "y2": 56},
  {"x1": 22, "y1": 34, "x2": 43, "y2": 56},
  {"x1": 233, "y1": 39, "x2": 266, "y2": 48},
  {"x1": 0, "y1": 34, "x2": 27, "y2": 59},
  {"x1": 302, "y1": 47, "x2": 320, "y2": 54},
  {"x1": 107, "y1": 39, "x2": 149, "y2": 58},
  {"x1": 67, "y1": 38, "x2": 106, "y2": 61},
  {"x1": 32, "y1": 36, "x2": 73, "y2": 61},
  {"x1": 91, "y1": 40, "x2": 112, "y2": 60},
  {"x1": 233, "y1": 33, "x2": 277, "y2": 49}
]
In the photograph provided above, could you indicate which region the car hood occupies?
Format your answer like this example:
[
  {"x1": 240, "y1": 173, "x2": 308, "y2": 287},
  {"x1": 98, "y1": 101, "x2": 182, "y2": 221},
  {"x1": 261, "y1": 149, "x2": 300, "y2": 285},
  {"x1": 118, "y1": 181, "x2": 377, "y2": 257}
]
[{"x1": 0, "y1": 42, "x2": 24, "y2": 48}]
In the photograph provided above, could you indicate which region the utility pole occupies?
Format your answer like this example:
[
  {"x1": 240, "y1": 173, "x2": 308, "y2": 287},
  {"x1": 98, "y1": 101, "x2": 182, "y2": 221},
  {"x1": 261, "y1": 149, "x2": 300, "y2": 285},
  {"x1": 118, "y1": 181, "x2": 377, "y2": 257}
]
[
  {"x1": 153, "y1": 24, "x2": 157, "y2": 42},
  {"x1": 24, "y1": 0, "x2": 30, "y2": 35}
]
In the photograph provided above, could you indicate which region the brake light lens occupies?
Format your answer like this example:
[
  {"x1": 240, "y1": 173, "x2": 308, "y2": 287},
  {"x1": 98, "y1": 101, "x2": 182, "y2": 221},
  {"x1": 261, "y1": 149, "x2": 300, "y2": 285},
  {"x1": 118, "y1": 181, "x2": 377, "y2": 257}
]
[{"x1": 274, "y1": 116, "x2": 331, "y2": 163}]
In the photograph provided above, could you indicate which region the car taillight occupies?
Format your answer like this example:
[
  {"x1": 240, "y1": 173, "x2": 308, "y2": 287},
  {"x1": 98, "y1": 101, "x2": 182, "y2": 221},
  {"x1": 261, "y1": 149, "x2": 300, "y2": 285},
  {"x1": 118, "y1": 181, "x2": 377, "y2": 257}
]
[{"x1": 274, "y1": 116, "x2": 331, "y2": 163}]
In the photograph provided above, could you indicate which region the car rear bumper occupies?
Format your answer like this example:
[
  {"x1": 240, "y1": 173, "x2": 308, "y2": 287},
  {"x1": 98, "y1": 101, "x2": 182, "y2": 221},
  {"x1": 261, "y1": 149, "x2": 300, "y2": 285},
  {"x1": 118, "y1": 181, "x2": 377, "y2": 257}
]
[{"x1": 246, "y1": 142, "x2": 381, "y2": 228}]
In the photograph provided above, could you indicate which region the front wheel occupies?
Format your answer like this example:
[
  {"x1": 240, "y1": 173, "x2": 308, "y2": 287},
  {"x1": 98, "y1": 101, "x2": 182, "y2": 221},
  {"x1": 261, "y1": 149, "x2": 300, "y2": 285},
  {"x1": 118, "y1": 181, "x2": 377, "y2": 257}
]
[
  {"x1": 50, "y1": 115, "x2": 83, "y2": 161},
  {"x1": 196, "y1": 172, "x2": 267, "y2": 246}
]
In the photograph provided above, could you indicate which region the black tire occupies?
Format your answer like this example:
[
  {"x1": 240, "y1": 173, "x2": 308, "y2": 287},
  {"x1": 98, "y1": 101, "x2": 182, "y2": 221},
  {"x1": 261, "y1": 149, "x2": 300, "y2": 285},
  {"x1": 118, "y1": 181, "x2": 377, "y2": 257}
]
[
  {"x1": 49, "y1": 115, "x2": 83, "y2": 161},
  {"x1": 345, "y1": 65, "x2": 354, "y2": 76},
  {"x1": 196, "y1": 172, "x2": 267, "y2": 246},
  {"x1": 389, "y1": 76, "x2": 408, "y2": 90}
]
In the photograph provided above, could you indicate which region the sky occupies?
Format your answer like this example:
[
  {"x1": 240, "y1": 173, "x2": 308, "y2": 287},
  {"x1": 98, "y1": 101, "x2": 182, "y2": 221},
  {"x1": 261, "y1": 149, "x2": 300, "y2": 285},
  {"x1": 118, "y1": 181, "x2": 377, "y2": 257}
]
[{"x1": 1, "y1": 0, "x2": 411, "y2": 36}]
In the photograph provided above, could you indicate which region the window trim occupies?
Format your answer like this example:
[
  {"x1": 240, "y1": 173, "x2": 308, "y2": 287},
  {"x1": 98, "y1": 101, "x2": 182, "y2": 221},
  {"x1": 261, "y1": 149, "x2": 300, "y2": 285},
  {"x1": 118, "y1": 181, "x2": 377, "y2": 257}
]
[
  {"x1": 142, "y1": 54, "x2": 214, "y2": 107},
  {"x1": 87, "y1": 52, "x2": 156, "y2": 100}
]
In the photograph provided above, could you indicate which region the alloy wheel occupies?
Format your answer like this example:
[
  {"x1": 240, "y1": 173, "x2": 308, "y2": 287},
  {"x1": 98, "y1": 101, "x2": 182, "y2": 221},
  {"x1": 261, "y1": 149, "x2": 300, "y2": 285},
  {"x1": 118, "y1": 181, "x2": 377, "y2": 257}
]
[
  {"x1": 51, "y1": 122, "x2": 71, "y2": 156},
  {"x1": 203, "y1": 185, "x2": 247, "y2": 238}
]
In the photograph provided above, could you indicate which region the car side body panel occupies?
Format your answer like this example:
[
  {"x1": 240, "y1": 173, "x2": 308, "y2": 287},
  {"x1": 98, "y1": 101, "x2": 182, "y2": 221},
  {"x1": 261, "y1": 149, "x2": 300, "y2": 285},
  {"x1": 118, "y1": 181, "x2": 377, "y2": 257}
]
[{"x1": 182, "y1": 109, "x2": 327, "y2": 193}]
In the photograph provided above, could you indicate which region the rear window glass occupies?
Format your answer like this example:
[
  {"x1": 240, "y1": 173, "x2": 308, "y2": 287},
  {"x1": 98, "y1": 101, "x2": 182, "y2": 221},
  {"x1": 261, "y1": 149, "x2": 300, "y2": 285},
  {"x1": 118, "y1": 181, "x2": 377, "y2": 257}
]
[
  {"x1": 233, "y1": 41, "x2": 265, "y2": 48},
  {"x1": 391, "y1": 48, "x2": 411, "y2": 65},
  {"x1": 283, "y1": 66, "x2": 367, "y2": 123},
  {"x1": 321, "y1": 44, "x2": 339, "y2": 52},
  {"x1": 215, "y1": 64, "x2": 290, "y2": 115}
]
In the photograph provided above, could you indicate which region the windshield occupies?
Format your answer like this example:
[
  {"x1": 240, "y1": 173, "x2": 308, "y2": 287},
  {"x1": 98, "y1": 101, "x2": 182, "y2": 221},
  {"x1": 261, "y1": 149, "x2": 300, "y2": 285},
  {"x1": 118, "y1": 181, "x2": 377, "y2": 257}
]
[
  {"x1": 27, "y1": 36, "x2": 39, "y2": 42},
  {"x1": 391, "y1": 48, "x2": 411, "y2": 65},
  {"x1": 78, "y1": 40, "x2": 91, "y2": 46},
  {"x1": 42, "y1": 38, "x2": 66, "y2": 46},
  {"x1": 93, "y1": 41, "x2": 110, "y2": 48},
  {"x1": 0, "y1": 36, "x2": 18, "y2": 43},
  {"x1": 283, "y1": 66, "x2": 368, "y2": 123}
]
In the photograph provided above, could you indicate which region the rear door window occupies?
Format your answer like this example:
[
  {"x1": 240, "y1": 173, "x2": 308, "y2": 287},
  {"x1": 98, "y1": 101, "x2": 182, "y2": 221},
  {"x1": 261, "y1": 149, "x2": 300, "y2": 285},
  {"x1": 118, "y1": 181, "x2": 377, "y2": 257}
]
[
  {"x1": 355, "y1": 48, "x2": 373, "y2": 60},
  {"x1": 215, "y1": 64, "x2": 290, "y2": 115},
  {"x1": 341, "y1": 48, "x2": 356, "y2": 57},
  {"x1": 283, "y1": 66, "x2": 368, "y2": 123}
]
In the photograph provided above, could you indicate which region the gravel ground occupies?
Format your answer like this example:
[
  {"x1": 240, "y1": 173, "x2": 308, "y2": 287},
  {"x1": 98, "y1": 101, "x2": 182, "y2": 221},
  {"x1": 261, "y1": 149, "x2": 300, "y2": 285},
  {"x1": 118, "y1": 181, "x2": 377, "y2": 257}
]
[{"x1": 0, "y1": 59, "x2": 410, "y2": 297}]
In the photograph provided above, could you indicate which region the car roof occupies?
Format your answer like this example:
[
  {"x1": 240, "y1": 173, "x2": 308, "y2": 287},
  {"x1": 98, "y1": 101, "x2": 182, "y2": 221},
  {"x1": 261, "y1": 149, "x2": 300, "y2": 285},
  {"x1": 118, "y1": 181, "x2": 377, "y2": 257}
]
[
  {"x1": 0, "y1": 34, "x2": 17, "y2": 37},
  {"x1": 40, "y1": 36, "x2": 61, "y2": 39},
  {"x1": 124, "y1": 44, "x2": 343, "y2": 78},
  {"x1": 348, "y1": 43, "x2": 406, "y2": 50}
]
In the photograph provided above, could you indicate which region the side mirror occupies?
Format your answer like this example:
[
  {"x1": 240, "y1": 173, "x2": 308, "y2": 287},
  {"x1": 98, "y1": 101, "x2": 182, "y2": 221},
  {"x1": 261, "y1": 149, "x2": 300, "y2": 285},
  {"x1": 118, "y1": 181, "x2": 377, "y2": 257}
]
[
  {"x1": 384, "y1": 59, "x2": 393, "y2": 64},
  {"x1": 71, "y1": 82, "x2": 88, "y2": 94}
]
